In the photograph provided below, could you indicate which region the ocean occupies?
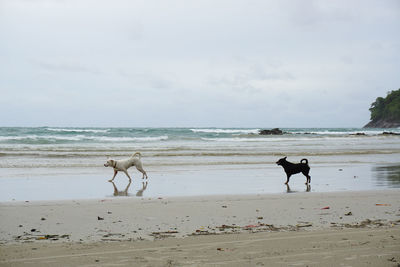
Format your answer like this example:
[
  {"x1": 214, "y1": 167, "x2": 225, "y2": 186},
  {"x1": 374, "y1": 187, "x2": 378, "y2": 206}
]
[{"x1": 1, "y1": 127, "x2": 400, "y2": 201}]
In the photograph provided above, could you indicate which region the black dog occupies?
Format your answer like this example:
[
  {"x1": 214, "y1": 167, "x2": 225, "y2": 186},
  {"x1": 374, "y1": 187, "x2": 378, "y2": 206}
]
[{"x1": 276, "y1": 157, "x2": 311, "y2": 185}]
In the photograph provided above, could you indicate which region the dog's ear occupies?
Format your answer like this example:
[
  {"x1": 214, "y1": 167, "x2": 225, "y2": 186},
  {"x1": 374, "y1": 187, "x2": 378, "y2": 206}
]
[{"x1": 284, "y1": 156, "x2": 287, "y2": 160}]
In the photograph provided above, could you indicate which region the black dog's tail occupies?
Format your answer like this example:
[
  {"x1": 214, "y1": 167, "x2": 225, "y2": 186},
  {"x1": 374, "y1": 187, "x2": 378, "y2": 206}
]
[{"x1": 301, "y1": 158, "x2": 308, "y2": 165}]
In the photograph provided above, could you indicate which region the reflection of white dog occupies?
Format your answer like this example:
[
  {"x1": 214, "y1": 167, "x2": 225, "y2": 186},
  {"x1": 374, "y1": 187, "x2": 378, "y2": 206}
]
[
  {"x1": 136, "y1": 181, "x2": 148, "y2": 197},
  {"x1": 111, "y1": 181, "x2": 131, "y2": 196},
  {"x1": 104, "y1": 152, "x2": 148, "y2": 182}
]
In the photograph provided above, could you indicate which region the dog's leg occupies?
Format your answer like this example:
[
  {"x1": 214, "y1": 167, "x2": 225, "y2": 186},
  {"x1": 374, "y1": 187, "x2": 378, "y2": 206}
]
[
  {"x1": 285, "y1": 184, "x2": 291, "y2": 193},
  {"x1": 109, "y1": 170, "x2": 118, "y2": 182},
  {"x1": 123, "y1": 170, "x2": 132, "y2": 181},
  {"x1": 136, "y1": 166, "x2": 148, "y2": 179},
  {"x1": 285, "y1": 174, "x2": 291, "y2": 184},
  {"x1": 302, "y1": 171, "x2": 311, "y2": 184}
]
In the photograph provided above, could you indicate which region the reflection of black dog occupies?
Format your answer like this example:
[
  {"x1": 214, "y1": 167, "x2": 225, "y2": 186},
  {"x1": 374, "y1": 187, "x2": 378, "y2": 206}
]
[{"x1": 276, "y1": 157, "x2": 311, "y2": 185}]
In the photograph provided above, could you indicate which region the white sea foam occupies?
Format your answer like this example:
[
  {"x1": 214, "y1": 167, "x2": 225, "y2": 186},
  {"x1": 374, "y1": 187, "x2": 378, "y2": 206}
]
[
  {"x1": 90, "y1": 136, "x2": 169, "y2": 142},
  {"x1": 201, "y1": 137, "x2": 268, "y2": 142},
  {"x1": 291, "y1": 129, "x2": 400, "y2": 135},
  {"x1": 191, "y1": 128, "x2": 260, "y2": 134},
  {"x1": 46, "y1": 128, "x2": 109, "y2": 133},
  {"x1": 0, "y1": 135, "x2": 169, "y2": 142},
  {"x1": 0, "y1": 135, "x2": 85, "y2": 141},
  {"x1": 1, "y1": 129, "x2": 400, "y2": 171}
]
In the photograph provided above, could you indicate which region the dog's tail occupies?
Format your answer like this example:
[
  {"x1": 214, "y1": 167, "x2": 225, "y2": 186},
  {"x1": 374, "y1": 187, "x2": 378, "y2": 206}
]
[
  {"x1": 301, "y1": 158, "x2": 308, "y2": 165},
  {"x1": 132, "y1": 152, "x2": 142, "y2": 159}
]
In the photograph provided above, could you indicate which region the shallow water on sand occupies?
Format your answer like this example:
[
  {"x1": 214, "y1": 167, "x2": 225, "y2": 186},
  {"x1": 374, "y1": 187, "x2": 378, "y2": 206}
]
[{"x1": 0, "y1": 163, "x2": 399, "y2": 202}]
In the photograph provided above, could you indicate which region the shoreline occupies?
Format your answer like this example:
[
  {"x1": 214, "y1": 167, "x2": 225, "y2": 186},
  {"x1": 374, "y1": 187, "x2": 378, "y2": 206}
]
[{"x1": 2, "y1": 187, "x2": 400, "y2": 205}]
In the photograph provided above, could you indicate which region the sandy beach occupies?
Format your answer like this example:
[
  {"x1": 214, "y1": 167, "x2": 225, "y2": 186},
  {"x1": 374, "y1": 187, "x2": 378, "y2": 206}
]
[{"x1": 1, "y1": 190, "x2": 399, "y2": 266}]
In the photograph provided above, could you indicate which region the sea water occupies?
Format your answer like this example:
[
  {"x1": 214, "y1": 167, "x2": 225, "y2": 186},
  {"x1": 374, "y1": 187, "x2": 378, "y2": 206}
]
[{"x1": 0, "y1": 127, "x2": 399, "y2": 201}]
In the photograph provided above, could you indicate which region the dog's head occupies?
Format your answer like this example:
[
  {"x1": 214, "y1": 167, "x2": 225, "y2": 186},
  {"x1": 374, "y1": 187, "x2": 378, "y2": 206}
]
[
  {"x1": 276, "y1": 157, "x2": 287, "y2": 166},
  {"x1": 104, "y1": 159, "x2": 115, "y2": 167}
]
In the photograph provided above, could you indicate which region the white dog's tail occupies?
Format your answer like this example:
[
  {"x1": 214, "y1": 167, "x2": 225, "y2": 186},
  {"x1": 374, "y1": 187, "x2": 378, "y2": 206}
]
[{"x1": 132, "y1": 152, "x2": 142, "y2": 159}]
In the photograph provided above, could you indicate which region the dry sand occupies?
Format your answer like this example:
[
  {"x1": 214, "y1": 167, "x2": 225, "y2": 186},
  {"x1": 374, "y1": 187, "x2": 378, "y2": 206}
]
[{"x1": 1, "y1": 190, "x2": 400, "y2": 266}]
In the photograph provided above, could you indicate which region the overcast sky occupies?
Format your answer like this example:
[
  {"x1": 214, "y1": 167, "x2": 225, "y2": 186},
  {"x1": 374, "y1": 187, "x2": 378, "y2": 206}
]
[{"x1": 0, "y1": 0, "x2": 399, "y2": 128}]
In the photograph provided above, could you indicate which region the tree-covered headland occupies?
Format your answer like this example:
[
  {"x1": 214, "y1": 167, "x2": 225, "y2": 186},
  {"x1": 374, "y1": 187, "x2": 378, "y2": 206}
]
[{"x1": 364, "y1": 89, "x2": 400, "y2": 128}]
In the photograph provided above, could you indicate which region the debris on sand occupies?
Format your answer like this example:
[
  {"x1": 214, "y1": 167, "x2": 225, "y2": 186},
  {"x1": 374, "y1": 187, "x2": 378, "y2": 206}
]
[
  {"x1": 295, "y1": 223, "x2": 313, "y2": 228},
  {"x1": 331, "y1": 219, "x2": 400, "y2": 229},
  {"x1": 150, "y1": 231, "x2": 179, "y2": 239},
  {"x1": 15, "y1": 233, "x2": 70, "y2": 241}
]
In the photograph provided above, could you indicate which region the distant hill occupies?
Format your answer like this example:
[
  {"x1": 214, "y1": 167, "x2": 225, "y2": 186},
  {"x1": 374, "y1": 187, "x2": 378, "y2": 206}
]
[{"x1": 364, "y1": 89, "x2": 400, "y2": 128}]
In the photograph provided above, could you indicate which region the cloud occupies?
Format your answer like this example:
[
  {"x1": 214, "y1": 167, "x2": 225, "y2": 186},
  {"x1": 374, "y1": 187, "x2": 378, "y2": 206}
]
[
  {"x1": 282, "y1": 0, "x2": 353, "y2": 27},
  {"x1": 0, "y1": 0, "x2": 399, "y2": 127},
  {"x1": 35, "y1": 60, "x2": 103, "y2": 75},
  {"x1": 206, "y1": 60, "x2": 296, "y2": 98}
]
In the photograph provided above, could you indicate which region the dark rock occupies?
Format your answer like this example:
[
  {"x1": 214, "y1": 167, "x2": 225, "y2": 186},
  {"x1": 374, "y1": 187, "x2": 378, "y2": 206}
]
[
  {"x1": 363, "y1": 119, "x2": 400, "y2": 128},
  {"x1": 381, "y1": 132, "x2": 400, "y2": 136},
  {"x1": 259, "y1": 128, "x2": 284, "y2": 135}
]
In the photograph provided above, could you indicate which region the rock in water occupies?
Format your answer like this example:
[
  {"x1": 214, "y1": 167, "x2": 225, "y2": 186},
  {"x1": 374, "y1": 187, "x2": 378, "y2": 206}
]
[{"x1": 259, "y1": 128, "x2": 283, "y2": 135}]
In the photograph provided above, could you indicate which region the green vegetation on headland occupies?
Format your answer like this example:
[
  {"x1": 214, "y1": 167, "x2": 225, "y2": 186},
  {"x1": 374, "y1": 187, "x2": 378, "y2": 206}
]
[{"x1": 364, "y1": 89, "x2": 400, "y2": 128}]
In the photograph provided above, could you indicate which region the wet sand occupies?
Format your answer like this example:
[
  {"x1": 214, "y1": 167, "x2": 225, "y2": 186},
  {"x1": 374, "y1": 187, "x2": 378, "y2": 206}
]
[
  {"x1": 1, "y1": 190, "x2": 399, "y2": 266},
  {"x1": 1, "y1": 162, "x2": 400, "y2": 202}
]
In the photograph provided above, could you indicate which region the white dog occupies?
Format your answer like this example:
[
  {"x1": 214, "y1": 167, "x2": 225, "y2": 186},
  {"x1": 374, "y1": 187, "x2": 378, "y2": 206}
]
[{"x1": 104, "y1": 152, "x2": 148, "y2": 182}]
